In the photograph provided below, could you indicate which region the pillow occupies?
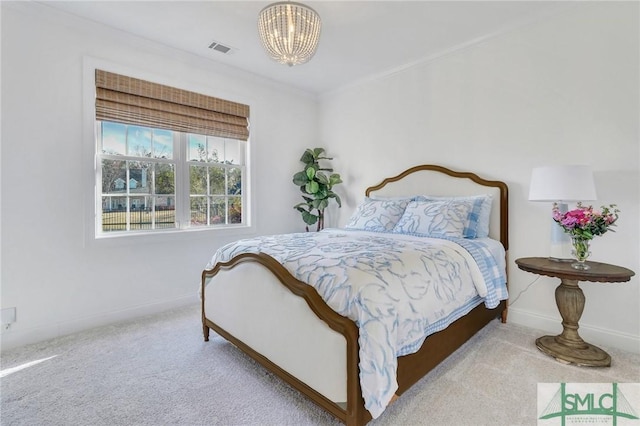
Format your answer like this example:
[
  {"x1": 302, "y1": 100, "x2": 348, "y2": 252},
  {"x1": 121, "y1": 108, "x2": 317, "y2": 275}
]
[
  {"x1": 392, "y1": 198, "x2": 484, "y2": 238},
  {"x1": 415, "y1": 194, "x2": 492, "y2": 238},
  {"x1": 345, "y1": 198, "x2": 409, "y2": 232}
]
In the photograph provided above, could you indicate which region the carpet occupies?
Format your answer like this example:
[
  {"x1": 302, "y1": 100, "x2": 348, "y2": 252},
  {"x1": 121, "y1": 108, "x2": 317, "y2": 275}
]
[{"x1": 1, "y1": 304, "x2": 638, "y2": 425}]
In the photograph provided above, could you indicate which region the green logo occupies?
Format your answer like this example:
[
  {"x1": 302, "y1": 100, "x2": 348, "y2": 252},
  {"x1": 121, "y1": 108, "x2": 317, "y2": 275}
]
[{"x1": 539, "y1": 383, "x2": 639, "y2": 425}]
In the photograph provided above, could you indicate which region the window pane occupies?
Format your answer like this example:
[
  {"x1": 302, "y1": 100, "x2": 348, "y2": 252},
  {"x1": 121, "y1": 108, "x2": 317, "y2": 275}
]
[
  {"x1": 153, "y1": 129, "x2": 173, "y2": 159},
  {"x1": 190, "y1": 165, "x2": 208, "y2": 195},
  {"x1": 155, "y1": 196, "x2": 175, "y2": 211},
  {"x1": 228, "y1": 167, "x2": 242, "y2": 195},
  {"x1": 229, "y1": 197, "x2": 242, "y2": 224},
  {"x1": 102, "y1": 122, "x2": 127, "y2": 155},
  {"x1": 129, "y1": 162, "x2": 151, "y2": 194},
  {"x1": 102, "y1": 159, "x2": 126, "y2": 194},
  {"x1": 153, "y1": 197, "x2": 176, "y2": 229},
  {"x1": 190, "y1": 196, "x2": 208, "y2": 226},
  {"x1": 102, "y1": 196, "x2": 127, "y2": 212},
  {"x1": 154, "y1": 163, "x2": 175, "y2": 195},
  {"x1": 129, "y1": 196, "x2": 151, "y2": 230},
  {"x1": 102, "y1": 196, "x2": 127, "y2": 232},
  {"x1": 188, "y1": 134, "x2": 207, "y2": 161},
  {"x1": 224, "y1": 139, "x2": 243, "y2": 165},
  {"x1": 209, "y1": 167, "x2": 225, "y2": 195},
  {"x1": 207, "y1": 136, "x2": 224, "y2": 163},
  {"x1": 130, "y1": 195, "x2": 149, "y2": 211},
  {"x1": 127, "y1": 125, "x2": 152, "y2": 157},
  {"x1": 209, "y1": 198, "x2": 226, "y2": 224}
]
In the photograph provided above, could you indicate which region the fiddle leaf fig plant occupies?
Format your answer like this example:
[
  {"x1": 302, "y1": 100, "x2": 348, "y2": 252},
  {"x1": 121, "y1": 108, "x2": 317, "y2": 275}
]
[{"x1": 293, "y1": 148, "x2": 342, "y2": 231}]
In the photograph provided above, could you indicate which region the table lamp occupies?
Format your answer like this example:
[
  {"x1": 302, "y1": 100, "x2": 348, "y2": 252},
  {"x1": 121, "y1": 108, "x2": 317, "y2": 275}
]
[{"x1": 528, "y1": 165, "x2": 597, "y2": 261}]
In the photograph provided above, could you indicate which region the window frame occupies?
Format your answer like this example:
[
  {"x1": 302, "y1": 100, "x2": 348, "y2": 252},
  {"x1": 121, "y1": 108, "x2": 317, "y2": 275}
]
[{"x1": 83, "y1": 58, "x2": 255, "y2": 247}]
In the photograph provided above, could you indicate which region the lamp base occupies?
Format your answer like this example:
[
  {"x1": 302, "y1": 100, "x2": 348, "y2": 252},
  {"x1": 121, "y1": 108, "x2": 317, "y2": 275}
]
[
  {"x1": 549, "y1": 257, "x2": 573, "y2": 263},
  {"x1": 550, "y1": 203, "x2": 572, "y2": 260}
]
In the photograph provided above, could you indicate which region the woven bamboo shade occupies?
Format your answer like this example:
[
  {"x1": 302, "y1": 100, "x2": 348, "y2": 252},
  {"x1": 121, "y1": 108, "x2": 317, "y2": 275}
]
[{"x1": 95, "y1": 70, "x2": 250, "y2": 141}]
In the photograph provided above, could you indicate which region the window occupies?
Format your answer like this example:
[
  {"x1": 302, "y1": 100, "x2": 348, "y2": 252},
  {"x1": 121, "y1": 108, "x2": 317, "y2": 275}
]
[{"x1": 94, "y1": 70, "x2": 249, "y2": 236}]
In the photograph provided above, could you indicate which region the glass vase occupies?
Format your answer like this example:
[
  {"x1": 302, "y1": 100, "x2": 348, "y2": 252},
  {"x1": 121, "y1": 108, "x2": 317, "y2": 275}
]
[{"x1": 571, "y1": 236, "x2": 591, "y2": 270}]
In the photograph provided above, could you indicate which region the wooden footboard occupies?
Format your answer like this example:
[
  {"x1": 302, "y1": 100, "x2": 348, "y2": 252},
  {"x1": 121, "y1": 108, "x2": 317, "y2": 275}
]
[{"x1": 202, "y1": 252, "x2": 369, "y2": 425}]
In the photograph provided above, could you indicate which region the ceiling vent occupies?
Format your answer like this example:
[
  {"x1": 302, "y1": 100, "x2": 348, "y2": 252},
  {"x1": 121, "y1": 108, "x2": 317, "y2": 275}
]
[{"x1": 208, "y1": 40, "x2": 236, "y2": 55}]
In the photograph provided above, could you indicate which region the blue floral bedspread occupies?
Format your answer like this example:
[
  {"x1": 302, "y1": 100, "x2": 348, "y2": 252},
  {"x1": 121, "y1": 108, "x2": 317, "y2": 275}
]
[{"x1": 204, "y1": 229, "x2": 507, "y2": 419}]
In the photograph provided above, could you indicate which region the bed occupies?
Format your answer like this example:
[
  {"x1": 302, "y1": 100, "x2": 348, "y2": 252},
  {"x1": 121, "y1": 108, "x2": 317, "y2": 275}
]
[{"x1": 201, "y1": 164, "x2": 509, "y2": 425}]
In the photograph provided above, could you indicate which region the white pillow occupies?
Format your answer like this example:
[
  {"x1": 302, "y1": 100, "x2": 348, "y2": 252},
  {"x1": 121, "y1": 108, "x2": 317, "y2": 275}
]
[
  {"x1": 393, "y1": 199, "x2": 480, "y2": 238},
  {"x1": 415, "y1": 194, "x2": 492, "y2": 238},
  {"x1": 345, "y1": 198, "x2": 409, "y2": 232}
]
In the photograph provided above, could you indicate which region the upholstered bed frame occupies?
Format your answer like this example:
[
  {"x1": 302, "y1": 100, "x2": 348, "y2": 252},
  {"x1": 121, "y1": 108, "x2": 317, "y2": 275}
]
[{"x1": 201, "y1": 164, "x2": 509, "y2": 425}]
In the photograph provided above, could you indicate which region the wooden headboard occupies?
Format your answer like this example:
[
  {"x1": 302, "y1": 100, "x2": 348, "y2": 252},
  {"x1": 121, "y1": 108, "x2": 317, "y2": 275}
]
[{"x1": 365, "y1": 164, "x2": 509, "y2": 250}]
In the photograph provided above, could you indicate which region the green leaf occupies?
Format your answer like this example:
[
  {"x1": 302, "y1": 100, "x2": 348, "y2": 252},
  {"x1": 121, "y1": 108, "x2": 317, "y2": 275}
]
[
  {"x1": 329, "y1": 173, "x2": 342, "y2": 186},
  {"x1": 315, "y1": 172, "x2": 328, "y2": 185},
  {"x1": 316, "y1": 187, "x2": 328, "y2": 198},
  {"x1": 302, "y1": 210, "x2": 318, "y2": 225},
  {"x1": 317, "y1": 199, "x2": 329, "y2": 210},
  {"x1": 305, "y1": 181, "x2": 319, "y2": 194},
  {"x1": 312, "y1": 147, "x2": 325, "y2": 158},
  {"x1": 292, "y1": 171, "x2": 309, "y2": 186},
  {"x1": 305, "y1": 166, "x2": 316, "y2": 180},
  {"x1": 329, "y1": 193, "x2": 342, "y2": 207},
  {"x1": 300, "y1": 149, "x2": 315, "y2": 164}
]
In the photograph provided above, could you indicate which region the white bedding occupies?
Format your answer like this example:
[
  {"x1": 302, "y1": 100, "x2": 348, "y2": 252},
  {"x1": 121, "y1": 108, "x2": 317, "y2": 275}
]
[{"x1": 203, "y1": 229, "x2": 508, "y2": 418}]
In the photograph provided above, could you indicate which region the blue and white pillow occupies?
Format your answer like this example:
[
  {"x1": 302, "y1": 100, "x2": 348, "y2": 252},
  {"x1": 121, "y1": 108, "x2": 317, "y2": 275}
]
[
  {"x1": 393, "y1": 198, "x2": 485, "y2": 238},
  {"x1": 345, "y1": 198, "x2": 410, "y2": 232},
  {"x1": 415, "y1": 194, "x2": 492, "y2": 238}
]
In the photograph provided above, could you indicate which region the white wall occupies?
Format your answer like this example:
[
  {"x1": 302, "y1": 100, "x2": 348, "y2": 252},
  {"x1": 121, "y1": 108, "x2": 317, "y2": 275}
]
[
  {"x1": 1, "y1": 3, "x2": 317, "y2": 350},
  {"x1": 319, "y1": 2, "x2": 640, "y2": 353},
  {"x1": 2, "y1": 2, "x2": 638, "y2": 356}
]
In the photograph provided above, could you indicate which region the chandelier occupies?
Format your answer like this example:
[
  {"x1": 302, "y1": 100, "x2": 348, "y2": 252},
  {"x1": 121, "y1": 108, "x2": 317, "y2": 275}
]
[{"x1": 257, "y1": 2, "x2": 322, "y2": 67}]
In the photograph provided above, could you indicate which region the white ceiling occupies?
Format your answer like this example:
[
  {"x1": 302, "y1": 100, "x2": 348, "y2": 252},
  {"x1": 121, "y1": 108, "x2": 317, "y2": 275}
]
[{"x1": 38, "y1": 1, "x2": 571, "y2": 95}]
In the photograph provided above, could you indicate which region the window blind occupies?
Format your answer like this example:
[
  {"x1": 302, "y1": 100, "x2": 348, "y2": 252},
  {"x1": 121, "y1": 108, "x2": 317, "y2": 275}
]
[{"x1": 95, "y1": 70, "x2": 250, "y2": 141}]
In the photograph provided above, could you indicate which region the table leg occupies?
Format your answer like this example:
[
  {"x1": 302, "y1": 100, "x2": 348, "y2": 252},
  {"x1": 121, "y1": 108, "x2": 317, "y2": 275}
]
[
  {"x1": 554, "y1": 278, "x2": 587, "y2": 348},
  {"x1": 535, "y1": 278, "x2": 611, "y2": 367}
]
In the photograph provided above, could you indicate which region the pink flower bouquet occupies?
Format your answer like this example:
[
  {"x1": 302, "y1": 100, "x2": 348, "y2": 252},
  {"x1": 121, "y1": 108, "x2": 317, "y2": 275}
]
[{"x1": 552, "y1": 203, "x2": 619, "y2": 240}]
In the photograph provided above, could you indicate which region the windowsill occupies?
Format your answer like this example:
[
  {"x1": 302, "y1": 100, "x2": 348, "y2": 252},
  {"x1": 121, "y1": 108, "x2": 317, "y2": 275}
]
[{"x1": 86, "y1": 224, "x2": 256, "y2": 248}]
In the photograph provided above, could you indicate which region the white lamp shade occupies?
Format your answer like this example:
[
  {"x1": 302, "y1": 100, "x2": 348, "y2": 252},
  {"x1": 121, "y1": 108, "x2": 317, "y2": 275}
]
[{"x1": 528, "y1": 165, "x2": 597, "y2": 202}]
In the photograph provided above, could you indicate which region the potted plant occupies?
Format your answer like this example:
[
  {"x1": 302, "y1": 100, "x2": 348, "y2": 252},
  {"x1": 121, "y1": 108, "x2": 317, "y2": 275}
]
[{"x1": 293, "y1": 148, "x2": 343, "y2": 231}]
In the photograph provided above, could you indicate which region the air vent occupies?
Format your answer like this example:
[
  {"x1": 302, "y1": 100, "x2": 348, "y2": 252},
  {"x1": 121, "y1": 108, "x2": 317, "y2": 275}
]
[{"x1": 208, "y1": 40, "x2": 236, "y2": 55}]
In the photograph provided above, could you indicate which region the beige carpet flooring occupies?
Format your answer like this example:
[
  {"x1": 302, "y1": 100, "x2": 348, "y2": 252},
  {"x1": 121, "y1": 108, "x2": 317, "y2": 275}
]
[{"x1": 1, "y1": 304, "x2": 638, "y2": 425}]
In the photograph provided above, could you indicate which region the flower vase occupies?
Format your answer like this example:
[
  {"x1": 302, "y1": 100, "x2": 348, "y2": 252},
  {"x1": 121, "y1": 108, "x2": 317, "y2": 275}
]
[{"x1": 571, "y1": 237, "x2": 591, "y2": 270}]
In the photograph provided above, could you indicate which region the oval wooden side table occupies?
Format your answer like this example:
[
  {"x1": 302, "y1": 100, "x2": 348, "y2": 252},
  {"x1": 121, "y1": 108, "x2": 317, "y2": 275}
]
[{"x1": 515, "y1": 257, "x2": 635, "y2": 367}]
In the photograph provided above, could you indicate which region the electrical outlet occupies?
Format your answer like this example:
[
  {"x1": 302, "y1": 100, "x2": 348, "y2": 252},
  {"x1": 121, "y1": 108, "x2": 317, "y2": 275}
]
[{"x1": 1, "y1": 307, "x2": 17, "y2": 325}]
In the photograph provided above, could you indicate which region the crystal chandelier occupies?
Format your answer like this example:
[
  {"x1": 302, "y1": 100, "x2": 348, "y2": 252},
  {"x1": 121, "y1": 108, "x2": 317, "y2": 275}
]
[{"x1": 257, "y1": 2, "x2": 322, "y2": 67}]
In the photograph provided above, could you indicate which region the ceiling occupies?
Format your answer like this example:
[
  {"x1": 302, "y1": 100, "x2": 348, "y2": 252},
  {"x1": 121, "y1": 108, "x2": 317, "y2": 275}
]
[{"x1": 38, "y1": 1, "x2": 571, "y2": 95}]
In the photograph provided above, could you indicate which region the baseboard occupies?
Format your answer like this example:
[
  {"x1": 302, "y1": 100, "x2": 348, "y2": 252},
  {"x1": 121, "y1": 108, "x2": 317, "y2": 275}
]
[
  {"x1": 0, "y1": 294, "x2": 198, "y2": 353},
  {"x1": 508, "y1": 307, "x2": 640, "y2": 355}
]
